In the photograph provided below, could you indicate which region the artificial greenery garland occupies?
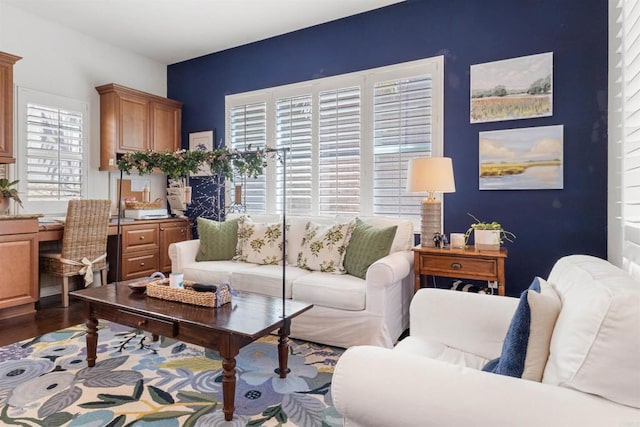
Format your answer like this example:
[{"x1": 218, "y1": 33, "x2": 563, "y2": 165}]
[{"x1": 117, "y1": 147, "x2": 267, "y2": 181}]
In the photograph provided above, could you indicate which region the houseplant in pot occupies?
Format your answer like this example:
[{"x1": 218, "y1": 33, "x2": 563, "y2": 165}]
[
  {"x1": 0, "y1": 178, "x2": 23, "y2": 213},
  {"x1": 464, "y1": 213, "x2": 515, "y2": 250}
]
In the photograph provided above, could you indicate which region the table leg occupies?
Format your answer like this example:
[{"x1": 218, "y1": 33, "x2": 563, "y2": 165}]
[
  {"x1": 85, "y1": 316, "x2": 98, "y2": 368},
  {"x1": 277, "y1": 325, "x2": 290, "y2": 379},
  {"x1": 219, "y1": 336, "x2": 240, "y2": 422}
]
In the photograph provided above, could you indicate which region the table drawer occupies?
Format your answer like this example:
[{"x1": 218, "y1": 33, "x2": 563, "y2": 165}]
[
  {"x1": 421, "y1": 255, "x2": 497, "y2": 279},
  {"x1": 115, "y1": 310, "x2": 177, "y2": 337},
  {"x1": 122, "y1": 225, "x2": 158, "y2": 252},
  {"x1": 122, "y1": 250, "x2": 159, "y2": 280}
]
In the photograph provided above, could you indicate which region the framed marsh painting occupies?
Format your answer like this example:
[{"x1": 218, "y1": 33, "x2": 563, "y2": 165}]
[
  {"x1": 470, "y1": 52, "x2": 553, "y2": 123},
  {"x1": 479, "y1": 125, "x2": 563, "y2": 190}
]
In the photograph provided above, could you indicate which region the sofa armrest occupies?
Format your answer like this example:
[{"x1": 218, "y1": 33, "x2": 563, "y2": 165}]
[
  {"x1": 366, "y1": 251, "x2": 412, "y2": 286},
  {"x1": 409, "y1": 288, "x2": 519, "y2": 359},
  {"x1": 168, "y1": 239, "x2": 200, "y2": 273},
  {"x1": 332, "y1": 346, "x2": 639, "y2": 427}
]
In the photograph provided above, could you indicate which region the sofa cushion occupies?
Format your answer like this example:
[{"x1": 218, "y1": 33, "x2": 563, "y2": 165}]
[
  {"x1": 234, "y1": 216, "x2": 285, "y2": 265},
  {"x1": 358, "y1": 216, "x2": 414, "y2": 252},
  {"x1": 544, "y1": 255, "x2": 640, "y2": 408},
  {"x1": 344, "y1": 218, "x2": 397, "y2": 279},
  {"x1": 292, "y1": 271, "x2": 366, "y2": 310},
  {"x1": 287, "y1": 216, "x2": 339, "y2": 265},
  {"x1": 296, "y1": 220, "x2": 355, "y2": 274},
  {"x1": 195, "y1": 217, "x2": 239, "y2": 262},
  {"x1": 482, "y1": 277, "x2": 560, "y2": 381},
  {"x1": 231, "y1": 265, "x2": 310, "y2": 298},
  {"x1": 183, "y1": 260, "x2": 260, "y2": 284}
]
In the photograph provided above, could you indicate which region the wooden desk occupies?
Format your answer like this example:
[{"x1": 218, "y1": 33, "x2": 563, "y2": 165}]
[
  {"x1": 71, "y1": 283, "x2": 313, "y2": 421},
  {"x1": 412, "y1": 245, "x2": 508, "y2": 296},
  {"x1": 39, "y1": 218, "x2": 192, "y2": 281}
]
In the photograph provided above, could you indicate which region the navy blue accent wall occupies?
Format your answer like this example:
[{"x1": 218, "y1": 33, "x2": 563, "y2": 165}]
[{"x1": 168, "y1": 0, "x2": 608, "y2": 296}]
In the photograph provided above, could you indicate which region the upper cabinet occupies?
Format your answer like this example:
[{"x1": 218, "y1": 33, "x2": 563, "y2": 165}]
[
  {"x1": 0, "y1": 52, "x2": 21, "y2": 164},
  {"x1": 96, "y1": 83, "x2": 182, "y2": 171}
]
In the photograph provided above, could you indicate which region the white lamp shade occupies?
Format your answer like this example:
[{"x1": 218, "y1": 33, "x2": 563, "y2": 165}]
[{"x1": 406, "y1": 157, "x2": 456, "y2": 193}]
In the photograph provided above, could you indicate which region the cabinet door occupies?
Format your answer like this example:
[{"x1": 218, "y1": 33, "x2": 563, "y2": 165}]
[
  {"x1": 159, "y1": 221, "x2": 191, "y2": 272},
  {"x1": 150, "y1": 101, "x2": 181, "y2": 153},
  {"x1": 118, "y1": 93, "x2": 149, "y2": 152},
  {"x1": 0, "y1": 233, "x2": 38, "y2": 310},
  {"x1": 0, "y1": 53, "x2": 20, "y2": 162}
]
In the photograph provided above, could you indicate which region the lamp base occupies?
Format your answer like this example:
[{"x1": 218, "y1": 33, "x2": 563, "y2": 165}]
[{"x1": 421, "y1": 198, "x2": 441, "y2": 247}]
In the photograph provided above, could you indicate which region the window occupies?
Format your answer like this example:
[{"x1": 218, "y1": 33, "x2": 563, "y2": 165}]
[
  {"x1": 17, "y1": 88, "x2": 88, "y2": 214},
  {"x1": 226, "y1": 56, "x2": 443, "y2": 222}
]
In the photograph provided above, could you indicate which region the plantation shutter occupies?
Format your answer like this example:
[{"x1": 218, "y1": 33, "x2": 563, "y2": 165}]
[
  {"x1": 318, "y1": 86, "x2": 361, "y2": 215},
  {"x1": 25, "y1": 103, "x2": 84, "y2": 201},
  {"x1": 372, "y1": 75, "x2": 433, "y2": 219},
  {"x1": 229, "y1": 102, "x2": 267, "y2": 213},
  {"x1": 620, "y1": 0, "x2": 640, "y2": 275},
  {"x1": 275, "y1": 95, "x2": 313, "y2": 215}
]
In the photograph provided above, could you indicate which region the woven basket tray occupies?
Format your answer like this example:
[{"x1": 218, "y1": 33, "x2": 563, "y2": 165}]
[
  {"x1": 124, "y1": 200, "x2": 163, "y2": 210},
  {"x1": 146, "y1": 279, "x2": 232, "y2": 308}
]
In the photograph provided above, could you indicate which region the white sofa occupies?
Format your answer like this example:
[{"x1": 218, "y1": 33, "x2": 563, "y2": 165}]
[
  {"x1": 169, "y1": 214, "x2": 415, "y2": 348},
  {"x1": 331, "y1": 255, "x2": 640, "y2": 426}
]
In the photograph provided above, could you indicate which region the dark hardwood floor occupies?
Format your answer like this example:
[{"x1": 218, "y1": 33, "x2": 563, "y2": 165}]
[{"x1": 0, "y1": 296, "x2": 86, "y2": 347}]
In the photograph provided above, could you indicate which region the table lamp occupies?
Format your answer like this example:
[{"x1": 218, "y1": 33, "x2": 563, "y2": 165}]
[{"x1": 406, "y1": 157, "x2": 456, "y2": 247}]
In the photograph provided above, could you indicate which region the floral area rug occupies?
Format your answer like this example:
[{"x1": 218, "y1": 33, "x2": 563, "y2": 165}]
[{"x1": 0, "y1": 321, "x2": 344, "y2": 426}]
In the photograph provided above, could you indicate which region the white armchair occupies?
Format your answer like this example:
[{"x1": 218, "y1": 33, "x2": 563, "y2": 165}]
[{"x1": 331, "y1": 255, "x2": 640, "y2": 427}]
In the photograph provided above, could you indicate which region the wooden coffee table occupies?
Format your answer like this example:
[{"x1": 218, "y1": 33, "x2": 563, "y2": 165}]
[{"x1": 70, "y1": 282, "x2": 313, "y2": 421}]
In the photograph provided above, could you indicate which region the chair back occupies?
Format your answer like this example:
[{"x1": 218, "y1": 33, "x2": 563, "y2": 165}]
[{"x1": 61, "y1": 199, "x2": 111, "y2": 269}]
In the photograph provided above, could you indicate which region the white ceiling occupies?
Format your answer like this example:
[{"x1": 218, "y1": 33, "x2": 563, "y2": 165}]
[{"x1": 2, "y1": 0, "x2": 404, "y2": 65}]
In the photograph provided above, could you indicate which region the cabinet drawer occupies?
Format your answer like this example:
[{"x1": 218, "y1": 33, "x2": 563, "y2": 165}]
[
  {"x1": 114, "y1": 310, "x2": 176, "y2": 337},
  {"x1": 122, "y1": 250, "x2": 159, "y2": 280},
  {"x1": 123, "y1": 225, "x2": 158, "y2": 252},
  {"x1": 420, "y1": 255, "x2": 497, "y2": 279}
]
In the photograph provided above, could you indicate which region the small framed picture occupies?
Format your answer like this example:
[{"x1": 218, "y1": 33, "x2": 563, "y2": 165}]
[{"x1": 188, "y1": 130, "x2": 214, "y2": 176}]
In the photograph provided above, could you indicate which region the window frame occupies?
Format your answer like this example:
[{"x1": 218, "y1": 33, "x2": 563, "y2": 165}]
[
  {"x1": 16, "y1": 87, "x2": 89, "y2": 215},
  {"x1": 225, "y1": 55, "x2": 444, "y2": 221}
]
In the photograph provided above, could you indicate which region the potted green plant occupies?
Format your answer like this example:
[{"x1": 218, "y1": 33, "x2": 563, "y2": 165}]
[
  {"x1": 464, "y1": 213, "x2": 515, "y2": 250},
  {"x1": 0, "y1": 178, "x2": 23, "y2": 212}
]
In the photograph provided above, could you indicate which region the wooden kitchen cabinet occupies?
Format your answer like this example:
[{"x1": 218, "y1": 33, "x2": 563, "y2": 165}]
[
  {"x1": 108, "y1": 218, "x2": 191, "y2": 282},
  {"x1": 159, "y1": 220, "x2": 191, "y2": 272},
  {"x1": 0, "y1": 217, "x2": 39, "y2": 319},
  {"x1": 96, "y1": 83, "x2": 182, "y2": 170},
  {"x1": 0, "y1": 52, "x2": 21, "y2": 164}
]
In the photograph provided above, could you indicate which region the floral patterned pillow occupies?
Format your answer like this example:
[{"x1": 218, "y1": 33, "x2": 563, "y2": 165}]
[
  {"x1": 234, "y1": 216, "x2": 285, "y2": 265},
  {"x1": 296, "y1": 220, "x2": 356, "y2": 274}
]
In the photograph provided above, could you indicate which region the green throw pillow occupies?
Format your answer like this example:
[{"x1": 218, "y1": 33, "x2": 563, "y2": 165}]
[
  {"x1": 344, "y1": 218, "x2": 397, "y2": 279},
  {"x1": 195, "y1": 217, "x2": 239, "y2": 261}
]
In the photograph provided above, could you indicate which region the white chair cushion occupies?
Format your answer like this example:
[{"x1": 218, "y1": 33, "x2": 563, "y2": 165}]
[
  {"x1": 394, "y1": 336, "x2": 490, "y2": 370},
  {"x1": 544, "y1": 255, "x2": 640, "y2": 408},
  {"x1": 292, "y1": 271, "x2": 366, "y2": 310}
]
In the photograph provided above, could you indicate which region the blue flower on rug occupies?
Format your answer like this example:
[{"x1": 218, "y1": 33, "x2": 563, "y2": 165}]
[
  {"x1": 0, "y1": 321, "x2": 344, "y2": 426},
  {"x1": 237, "y1": 341, "x2": 317, "y2": 394}
]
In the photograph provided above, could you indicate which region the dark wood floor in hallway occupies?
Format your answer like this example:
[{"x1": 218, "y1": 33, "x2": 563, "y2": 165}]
[{"x1": 0, "y1": 296, "x2": 85, "y2": 347}]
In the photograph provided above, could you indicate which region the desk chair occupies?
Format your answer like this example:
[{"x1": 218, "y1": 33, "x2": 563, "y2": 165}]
[{"x1": 40, "y1": 199, "x2": 111, "y2": 307}]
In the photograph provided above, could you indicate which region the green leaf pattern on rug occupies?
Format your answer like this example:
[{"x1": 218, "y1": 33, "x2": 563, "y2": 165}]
[{"x1": 0, "y1": 321, "x2": 344, "y2": 426}]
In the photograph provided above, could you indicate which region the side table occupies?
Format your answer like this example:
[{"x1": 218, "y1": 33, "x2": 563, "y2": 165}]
[{"x1": 412, "y1": 245, "x2": 508, "y2": 296}]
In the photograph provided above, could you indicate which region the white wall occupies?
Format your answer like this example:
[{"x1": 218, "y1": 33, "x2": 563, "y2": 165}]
[{"x1": 0, "y1": 2, "x2": 168, "y2": 209}]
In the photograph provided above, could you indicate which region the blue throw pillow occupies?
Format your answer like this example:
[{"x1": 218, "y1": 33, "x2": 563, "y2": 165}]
[{"x1": 482, "y1": 277, "x2": 561, "y2": 381}]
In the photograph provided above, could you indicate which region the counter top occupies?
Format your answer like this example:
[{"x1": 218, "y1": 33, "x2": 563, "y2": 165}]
[{"x1": 0, "y1": 214, "x2": 43, "y2": 220}]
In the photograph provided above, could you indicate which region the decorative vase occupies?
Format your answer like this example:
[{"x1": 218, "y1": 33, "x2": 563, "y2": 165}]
[
  {"x1": 0, "y1": 198, "x2": 9, "y2": 214},
  {"x1": 474, "y1": 229, "x2": 500, "y2": 251},
  {"x1": 183, "y1": 186, "x2": 192, "y2": 205}
]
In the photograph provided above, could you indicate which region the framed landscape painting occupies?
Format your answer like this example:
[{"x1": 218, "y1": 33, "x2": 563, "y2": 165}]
[
  {"x1": 470, "y1": 52, "x2": 553, "y2": 123},
  {"x1": 479, "y1": 125, "x2": 563, "y2": 190}
]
